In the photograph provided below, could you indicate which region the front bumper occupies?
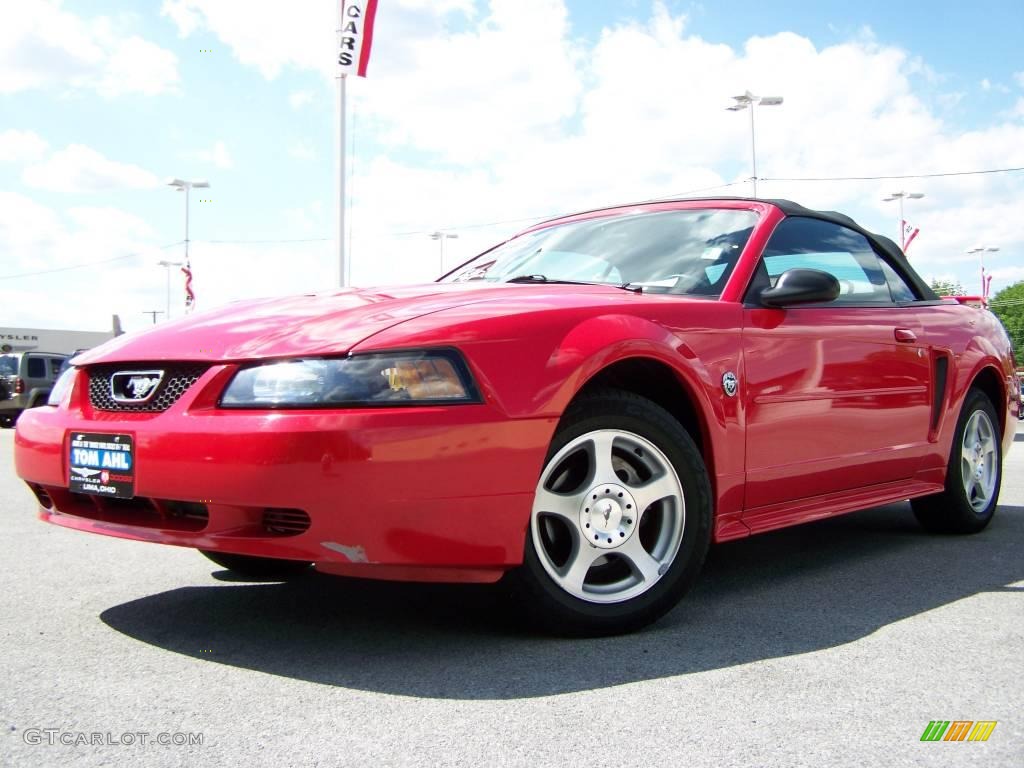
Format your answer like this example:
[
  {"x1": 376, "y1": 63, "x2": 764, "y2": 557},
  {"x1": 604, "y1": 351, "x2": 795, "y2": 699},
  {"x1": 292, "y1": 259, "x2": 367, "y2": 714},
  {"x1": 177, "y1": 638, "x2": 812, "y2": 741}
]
[{"x1": 15, "y1": 366, "x2": 554, "y2": 582}]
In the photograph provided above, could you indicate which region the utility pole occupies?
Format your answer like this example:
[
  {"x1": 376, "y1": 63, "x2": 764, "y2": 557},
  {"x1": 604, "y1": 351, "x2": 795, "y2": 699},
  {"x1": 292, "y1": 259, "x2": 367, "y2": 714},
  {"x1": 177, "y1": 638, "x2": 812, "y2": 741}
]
[{"x1": 143, "y1": 310, "x2": 164, "y2": 325}]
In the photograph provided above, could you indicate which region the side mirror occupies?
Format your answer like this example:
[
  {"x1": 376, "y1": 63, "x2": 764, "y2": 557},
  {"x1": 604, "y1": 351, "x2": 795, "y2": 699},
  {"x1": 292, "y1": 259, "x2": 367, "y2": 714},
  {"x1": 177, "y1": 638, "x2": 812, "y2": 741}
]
[{"x1": 759, "y1": 268, "x2": 840, "y2": 308}]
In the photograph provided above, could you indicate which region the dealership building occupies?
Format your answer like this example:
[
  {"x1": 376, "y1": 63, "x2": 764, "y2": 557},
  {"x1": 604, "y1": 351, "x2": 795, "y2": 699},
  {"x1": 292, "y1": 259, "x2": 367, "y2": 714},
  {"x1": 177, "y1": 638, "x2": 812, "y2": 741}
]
[{"x1": 0, "y1": 325, "x2": 118, "y2": 356}]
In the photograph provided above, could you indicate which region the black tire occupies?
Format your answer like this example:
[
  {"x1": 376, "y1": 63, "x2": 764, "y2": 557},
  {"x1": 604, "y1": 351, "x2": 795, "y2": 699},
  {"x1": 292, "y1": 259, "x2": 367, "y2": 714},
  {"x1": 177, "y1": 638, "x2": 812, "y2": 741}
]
[
  {"x1": 511, "y1": 388, "x2": 712, "y2": 636},
  {"x1": 912, "y1": 388, "x2": 1002, "y2": 534},
  {"x1": 199, "y1": 550, "x2": 312, "y2": 579}
]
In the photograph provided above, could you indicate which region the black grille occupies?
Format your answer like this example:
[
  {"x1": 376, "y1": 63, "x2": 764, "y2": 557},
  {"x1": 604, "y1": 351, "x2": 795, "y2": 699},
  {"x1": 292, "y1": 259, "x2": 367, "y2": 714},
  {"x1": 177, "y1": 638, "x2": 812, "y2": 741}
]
[
  {"x1": 88, "y1": 363, "x2": 209, "y2": 412},
  {"x1": 262, "y1": 508, "x2": 312, "y2": 536}
]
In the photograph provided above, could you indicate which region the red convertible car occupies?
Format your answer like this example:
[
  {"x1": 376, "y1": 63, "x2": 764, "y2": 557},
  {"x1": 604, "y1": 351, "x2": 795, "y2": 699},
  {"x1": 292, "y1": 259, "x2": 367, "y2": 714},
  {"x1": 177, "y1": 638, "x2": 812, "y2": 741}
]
[{"x1": 14, "y1": 198, "x2": 1019, "y2": 635}]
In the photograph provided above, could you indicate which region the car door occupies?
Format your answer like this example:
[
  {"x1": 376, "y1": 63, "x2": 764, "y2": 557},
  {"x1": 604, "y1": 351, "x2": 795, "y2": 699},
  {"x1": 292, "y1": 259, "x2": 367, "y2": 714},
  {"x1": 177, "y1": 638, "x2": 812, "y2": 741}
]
[{"x1": 741, "y1": 217, "x2": 932, "y2": 512}]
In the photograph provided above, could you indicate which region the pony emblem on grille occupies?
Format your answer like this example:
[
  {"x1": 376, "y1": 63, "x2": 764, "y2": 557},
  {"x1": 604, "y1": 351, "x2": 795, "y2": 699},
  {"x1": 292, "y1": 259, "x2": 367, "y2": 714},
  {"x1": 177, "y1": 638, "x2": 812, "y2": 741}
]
[{"x1": 110, "y1": 370, "x2": 165, "y2": 403}]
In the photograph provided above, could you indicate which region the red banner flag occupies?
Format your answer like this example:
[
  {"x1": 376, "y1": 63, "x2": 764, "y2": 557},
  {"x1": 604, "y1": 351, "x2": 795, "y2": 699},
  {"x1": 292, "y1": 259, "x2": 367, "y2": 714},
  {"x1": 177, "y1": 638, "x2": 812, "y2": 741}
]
[
  {"x1": 901, "y1": 219, "x2": 920, "y2": 251},
  {"x1": 182, "y1": 262, "x2": 195, "y2": 312},
  {"x1": 338, "y1": 0, "x2": 379, "y2": 78}
]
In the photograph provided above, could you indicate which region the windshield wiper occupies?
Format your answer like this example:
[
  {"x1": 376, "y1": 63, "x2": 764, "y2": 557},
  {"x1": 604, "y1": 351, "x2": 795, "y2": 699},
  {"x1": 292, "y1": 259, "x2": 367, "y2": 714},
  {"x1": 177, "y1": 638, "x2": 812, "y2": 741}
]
[
  {"x1": 506, "y1": 274, "x2": 562, "y2": 283},
  {"x1": 506, "y1": 274, "x2": 642, "y2": 292}
]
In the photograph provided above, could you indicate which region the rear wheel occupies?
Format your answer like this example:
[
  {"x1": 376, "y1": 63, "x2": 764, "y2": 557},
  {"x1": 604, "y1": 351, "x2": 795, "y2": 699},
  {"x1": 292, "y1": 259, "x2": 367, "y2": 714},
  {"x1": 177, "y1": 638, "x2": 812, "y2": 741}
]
[
  {"x1": 200, "y1": 550, "x2": 312, "y2": 579},
  {"x1": 513, "y1": 389, "x2": 712, "y2": 636},
  {"x1": 912, "y1": 388, "x2": 1002, "y2": 534}
]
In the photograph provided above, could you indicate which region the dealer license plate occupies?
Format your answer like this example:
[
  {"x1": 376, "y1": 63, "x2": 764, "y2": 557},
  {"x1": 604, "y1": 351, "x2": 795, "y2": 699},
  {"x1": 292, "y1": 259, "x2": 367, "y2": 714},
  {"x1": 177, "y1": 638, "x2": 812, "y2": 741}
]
[{"x1": 68, "y1": 432, "x2": 135, "y2": 499}]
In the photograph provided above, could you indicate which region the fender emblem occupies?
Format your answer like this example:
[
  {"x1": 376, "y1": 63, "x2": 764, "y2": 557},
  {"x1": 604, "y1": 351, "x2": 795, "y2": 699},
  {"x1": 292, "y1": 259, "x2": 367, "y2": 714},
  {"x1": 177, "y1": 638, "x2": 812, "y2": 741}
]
[{"x1": 722, "y1": 371, "x2": 738, "y2": 397}]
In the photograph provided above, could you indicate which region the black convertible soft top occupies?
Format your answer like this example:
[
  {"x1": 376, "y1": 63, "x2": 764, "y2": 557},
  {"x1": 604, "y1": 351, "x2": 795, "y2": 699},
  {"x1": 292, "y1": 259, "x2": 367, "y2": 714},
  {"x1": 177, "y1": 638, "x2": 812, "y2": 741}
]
[
  {"x1": 538, "y1": 196, "x2": 940, "y2": 302},
  {"x1": 755, "y1": 197, "x2": 938, "y2": 301}
]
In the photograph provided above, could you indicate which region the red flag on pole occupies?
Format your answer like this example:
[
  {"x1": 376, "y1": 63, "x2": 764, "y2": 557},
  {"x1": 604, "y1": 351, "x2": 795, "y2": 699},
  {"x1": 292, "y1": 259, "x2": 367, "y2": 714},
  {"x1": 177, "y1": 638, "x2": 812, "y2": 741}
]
[
  {"x1": 901, "y1": 219, "x2": 920, "y2": 252},
  {"x1": 182, "y1": 262, "x2": 195, "y2": 312},
  {"x1": 338, "y1": 0, "x2": 379, "y2": 78}
]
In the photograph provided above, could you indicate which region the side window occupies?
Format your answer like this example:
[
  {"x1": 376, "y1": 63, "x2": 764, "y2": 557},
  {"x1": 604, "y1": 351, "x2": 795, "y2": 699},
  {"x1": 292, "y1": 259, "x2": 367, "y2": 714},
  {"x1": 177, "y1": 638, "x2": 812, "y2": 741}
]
[
  {"x1": 878, "y1": 259, "x2": 918, "y2": 303},
  {"x1": 27, "y1": 357, "x2": 45, "y2": 378},
  {"x1": 48, "y1": 358, "x2": 64, "y2": 377},
  {"x1": 756, "y1": 217, "x2": 894, "y2": 305}
]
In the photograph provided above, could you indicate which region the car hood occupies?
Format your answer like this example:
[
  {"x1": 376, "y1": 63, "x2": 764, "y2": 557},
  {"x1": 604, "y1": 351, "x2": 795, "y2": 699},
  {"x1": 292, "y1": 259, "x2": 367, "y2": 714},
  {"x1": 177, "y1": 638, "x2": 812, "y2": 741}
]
[{"x1": 73, "y1": 282, "x2": 636, "y2": 364}]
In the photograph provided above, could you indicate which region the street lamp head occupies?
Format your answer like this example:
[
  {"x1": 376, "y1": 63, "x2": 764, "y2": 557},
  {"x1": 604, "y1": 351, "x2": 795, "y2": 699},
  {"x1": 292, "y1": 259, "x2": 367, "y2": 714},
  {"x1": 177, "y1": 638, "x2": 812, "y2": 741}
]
[
  {"x1": 759, "y1": 96, "x2": 784, "y2": 106},
  {"x1": 165, "y1": 178, "x2": 211, "y2": 190},
  {"x1": 884, "y1": 191, "x2": 925, "y2": 201}
]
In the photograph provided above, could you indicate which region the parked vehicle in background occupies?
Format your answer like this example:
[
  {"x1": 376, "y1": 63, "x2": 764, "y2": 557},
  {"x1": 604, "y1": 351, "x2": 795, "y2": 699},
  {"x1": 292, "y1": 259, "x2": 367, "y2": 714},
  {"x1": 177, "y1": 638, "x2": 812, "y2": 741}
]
[
  {"x1": 0, "y1": 351, "x2": 69, "y2": 427},
  {"x1": 1017, "y1": 371, "x2": 1024, "y2": 418}
]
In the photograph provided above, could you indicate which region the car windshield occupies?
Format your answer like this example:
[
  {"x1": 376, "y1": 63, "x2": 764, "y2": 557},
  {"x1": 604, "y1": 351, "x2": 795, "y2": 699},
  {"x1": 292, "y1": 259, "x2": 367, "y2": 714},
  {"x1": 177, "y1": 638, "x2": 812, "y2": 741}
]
[
  {"x1": 444, "y1": 208, "x2": 758, "y2": 296},
  {"x1": 0, "y1": 355, "x2": 19, "y2": 375}
]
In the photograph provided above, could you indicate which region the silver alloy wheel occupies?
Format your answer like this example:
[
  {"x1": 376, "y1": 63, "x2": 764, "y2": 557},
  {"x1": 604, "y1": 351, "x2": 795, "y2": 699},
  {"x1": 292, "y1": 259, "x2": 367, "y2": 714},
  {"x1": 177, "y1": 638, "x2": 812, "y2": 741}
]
[
  {"x1": 530, "y1": 429, "x2": 685, "y2": 604},
  {"x1": 961, "y1": 409, "x2": 998, "y2": 513}
]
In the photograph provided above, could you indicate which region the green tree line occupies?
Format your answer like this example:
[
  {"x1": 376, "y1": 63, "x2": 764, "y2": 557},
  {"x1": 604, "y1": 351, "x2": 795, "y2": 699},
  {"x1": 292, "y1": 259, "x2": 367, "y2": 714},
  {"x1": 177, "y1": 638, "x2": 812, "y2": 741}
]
[{"x1": 988, "y1": 281, "x2": 1024, "y2": 365}]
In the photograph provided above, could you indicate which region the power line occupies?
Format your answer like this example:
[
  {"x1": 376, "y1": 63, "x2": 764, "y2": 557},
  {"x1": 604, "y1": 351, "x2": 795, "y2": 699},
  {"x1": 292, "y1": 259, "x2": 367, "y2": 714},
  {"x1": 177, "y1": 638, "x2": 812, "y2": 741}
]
[
  {"x1": 0, "y1": 241, "x2": 184, "y2": 281},
  {"x1": 763, "y1": 166, "x2": 1024, "y2": 183},
  {"x1": 199, "y1": 237, "x2": 331, "y2": 244}
]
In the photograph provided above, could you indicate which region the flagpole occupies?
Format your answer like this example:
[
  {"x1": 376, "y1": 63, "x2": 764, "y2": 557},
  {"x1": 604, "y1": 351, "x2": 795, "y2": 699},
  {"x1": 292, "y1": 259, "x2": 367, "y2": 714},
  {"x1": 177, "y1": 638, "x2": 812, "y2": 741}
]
[
  {"x1": 337, "y1": 1, "x2": 347, "y2": 288},
  {"x1": 338, "y1": 72, "x2": 347, "y2": 287}
]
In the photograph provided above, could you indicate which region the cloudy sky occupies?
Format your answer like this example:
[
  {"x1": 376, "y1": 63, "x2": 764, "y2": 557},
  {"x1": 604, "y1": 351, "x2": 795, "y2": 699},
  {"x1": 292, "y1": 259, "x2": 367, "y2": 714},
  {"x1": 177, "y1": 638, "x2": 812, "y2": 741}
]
[{"x1": 2, "y1": 0, "x2": 1023, "y2": 334}]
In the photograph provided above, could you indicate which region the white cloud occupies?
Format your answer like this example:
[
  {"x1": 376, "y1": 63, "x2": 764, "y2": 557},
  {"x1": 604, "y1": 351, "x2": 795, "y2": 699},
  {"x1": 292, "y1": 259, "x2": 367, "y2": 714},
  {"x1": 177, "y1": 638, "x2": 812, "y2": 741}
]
[
  {"x1": 288, "y1": 90, "x2": 315, "y2": 109},
  {"x1": 0, "y1": 129, "x2": 49, "y2": 164},
  {"x1": 161, "y1": 0, "x2": 336, "y2": 78},
  {"x1": 0, "y1": 0, "x2": 179, "y2": 96},
  {"x1": 0, "y1": 191, "x2": 168, "y2": 331},
  {"x1": 22, "y1": 145, "x2": 160, "y2": 193},
  {"x1": 6, "y1": 1, "x2": 1024, "y2": 330},
  {"x1": 0, "y1": 189, "x2": 333, "y2": 333},
  {"x1": 192, "y1": 139, "x2": 233, "y2": 169},
  {"x1": 161, "y1": 0, "x2": 477, "y2": 79},
  {"x1": 286, "y1": 139, "x2": 316, "y2": 161},
  {"x1": 1014, "y1": 71, "x2": 1024, "y2": 88}
]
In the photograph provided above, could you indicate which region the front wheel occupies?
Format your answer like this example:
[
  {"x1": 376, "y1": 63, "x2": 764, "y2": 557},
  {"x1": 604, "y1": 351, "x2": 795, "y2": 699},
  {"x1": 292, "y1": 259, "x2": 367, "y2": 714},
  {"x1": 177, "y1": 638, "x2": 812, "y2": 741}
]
[
  {"x1": 912, "y1": 388, "x2": 1002, "y2": 534},
  {"x1": 512, "y1": 389, "x2": 712, "y2": 636},
  {"x1": 200, "y1": 550, "x2": 312, "y2": 579}
]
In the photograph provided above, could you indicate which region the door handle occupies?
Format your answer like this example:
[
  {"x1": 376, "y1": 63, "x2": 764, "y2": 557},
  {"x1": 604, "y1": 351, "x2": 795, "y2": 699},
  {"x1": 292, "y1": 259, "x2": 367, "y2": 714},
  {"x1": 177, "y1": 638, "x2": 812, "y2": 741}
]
[{"x1": 894, "y1": 328, "x2": 917, "y2": 343}]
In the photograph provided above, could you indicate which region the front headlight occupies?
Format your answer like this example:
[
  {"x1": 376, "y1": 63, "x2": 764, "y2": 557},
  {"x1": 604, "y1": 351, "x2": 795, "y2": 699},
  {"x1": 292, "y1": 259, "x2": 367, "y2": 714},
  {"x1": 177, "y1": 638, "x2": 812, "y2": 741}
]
[
  {"x1": 47, "y1": 367, "x2": 76, "y2": 407},
  {"x1": 220, "y1": 350, "x2": 480, "y2": 408}
]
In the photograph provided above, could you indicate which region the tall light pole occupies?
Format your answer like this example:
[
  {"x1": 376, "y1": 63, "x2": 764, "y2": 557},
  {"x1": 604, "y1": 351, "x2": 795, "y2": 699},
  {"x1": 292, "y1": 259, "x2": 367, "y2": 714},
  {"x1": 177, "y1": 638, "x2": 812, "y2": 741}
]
[
  {"x1": 967, "y1": 246, "x2": 999, "y2": 301},
  {"x1": 883, "y1": 191, "x2": 925, "y2": 249},
  {"x1": 726, "y1": 90, "x2": 783, "y2": 198},
  {"x1": 430, "y1": 231, "x2": 459, "y2": 276},
  {"x1": 167, "y1": 178, "x2": 209, "y2": 313},
  {"x1": 157, "y1": 260, "x2": 183, "y2": 320}
]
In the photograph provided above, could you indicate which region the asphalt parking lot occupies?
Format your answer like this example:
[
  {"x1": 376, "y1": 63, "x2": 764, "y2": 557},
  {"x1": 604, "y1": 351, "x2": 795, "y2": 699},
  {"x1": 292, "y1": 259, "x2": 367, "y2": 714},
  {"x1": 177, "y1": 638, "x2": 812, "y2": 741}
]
[{"x1": 1, "y1": 422, "x2": 1021, "y2": 767}]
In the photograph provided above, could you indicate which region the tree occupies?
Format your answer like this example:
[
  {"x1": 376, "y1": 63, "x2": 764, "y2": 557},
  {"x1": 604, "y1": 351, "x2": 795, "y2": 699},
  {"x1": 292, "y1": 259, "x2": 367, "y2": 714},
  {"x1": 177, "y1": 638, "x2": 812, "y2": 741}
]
[
  {"x1": 930, "y1": 278, "x2": 966, "y2": 296},
  {"x1": 988, "y1": 280, "x2": 1024, "y2": 365}
]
